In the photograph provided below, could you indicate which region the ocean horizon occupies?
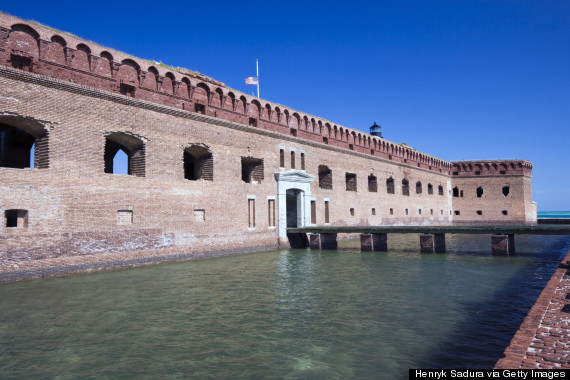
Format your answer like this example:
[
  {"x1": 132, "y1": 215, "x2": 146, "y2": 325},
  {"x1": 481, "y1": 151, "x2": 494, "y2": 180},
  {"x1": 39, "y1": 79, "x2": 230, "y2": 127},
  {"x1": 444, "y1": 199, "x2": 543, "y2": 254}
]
[{"x1": 537, "y1": 211, "x2": 570, "y2": 218}]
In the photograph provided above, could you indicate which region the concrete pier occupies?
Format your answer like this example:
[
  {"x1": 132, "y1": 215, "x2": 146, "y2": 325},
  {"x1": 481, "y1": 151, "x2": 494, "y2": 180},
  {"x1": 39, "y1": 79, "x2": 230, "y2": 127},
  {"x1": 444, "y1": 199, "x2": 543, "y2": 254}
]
[
  {"x1": 309, "y1": 233, "x2": 338, "y2": 250},
  {"x1": 360, "y1": 233, "x2": 388, "y2": 251},
  {"x1": 419, "y1": 233, "x2": 446, "y2": 253},
  {"x1": 491, "y1": 234, "x2": 515, "y2": 255}
]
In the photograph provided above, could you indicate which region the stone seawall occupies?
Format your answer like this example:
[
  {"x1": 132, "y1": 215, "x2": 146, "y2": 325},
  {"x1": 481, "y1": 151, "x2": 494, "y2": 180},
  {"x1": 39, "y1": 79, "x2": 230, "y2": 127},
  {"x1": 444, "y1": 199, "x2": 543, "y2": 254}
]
[
  {"x1": 0, "y1": 241, "x2": 279, "y2": 283},
  {"x1": 495, "y1": 249, "x2": 570, "y2": 369}
]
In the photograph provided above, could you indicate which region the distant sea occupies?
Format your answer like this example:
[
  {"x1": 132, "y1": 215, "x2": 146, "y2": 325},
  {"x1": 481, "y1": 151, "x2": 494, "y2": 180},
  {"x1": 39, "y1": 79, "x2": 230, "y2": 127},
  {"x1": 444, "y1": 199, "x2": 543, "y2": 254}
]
[{"x1": 537, "y1": 211, "x2": 570, "y2": 218}]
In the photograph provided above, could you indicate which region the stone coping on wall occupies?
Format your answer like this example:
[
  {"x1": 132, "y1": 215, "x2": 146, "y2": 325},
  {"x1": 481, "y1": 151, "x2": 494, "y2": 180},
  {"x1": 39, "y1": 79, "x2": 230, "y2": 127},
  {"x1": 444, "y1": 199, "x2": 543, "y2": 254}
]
[{"x1": 494, "y1": 248, "x2": 570, "y2": 369}]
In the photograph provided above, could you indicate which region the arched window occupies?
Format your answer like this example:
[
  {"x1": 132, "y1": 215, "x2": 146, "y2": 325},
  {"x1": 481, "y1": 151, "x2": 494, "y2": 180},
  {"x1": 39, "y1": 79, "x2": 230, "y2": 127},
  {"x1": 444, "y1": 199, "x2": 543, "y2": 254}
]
[
  {"x1": 427, "y1": 183, "x2": 433, "y2": 195},
  {"x1": 416, "y1": 181, "x2": 422, "y2": 194},
  {"x1": 438, "y1": 185, "x2": 444, "y2": 196},
  {"x1": 184, "y1": 144, "x2": 213, "y2": 181},
  {"x1": 402, "y1": 179, "x2": 409, "y2": 196},
  {"x1": 502, "y1": 186, "x2": 510, "y2": 197},
  {"x1": 104, "y1": 133, "x2": 145, "y2": 177},
  {"x1": 453, "y1": 187, "x2": 459, "y2": 197},
  {"x1": 0, "y1": 116, "x2": 49, "y2": 169}
]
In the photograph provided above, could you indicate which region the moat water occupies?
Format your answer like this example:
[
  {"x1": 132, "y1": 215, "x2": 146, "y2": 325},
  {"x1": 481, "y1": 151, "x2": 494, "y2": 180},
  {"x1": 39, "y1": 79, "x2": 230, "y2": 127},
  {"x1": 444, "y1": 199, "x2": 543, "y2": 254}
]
[{"x1": 1, "y1": 234, "x2": 569, "y2": 379}]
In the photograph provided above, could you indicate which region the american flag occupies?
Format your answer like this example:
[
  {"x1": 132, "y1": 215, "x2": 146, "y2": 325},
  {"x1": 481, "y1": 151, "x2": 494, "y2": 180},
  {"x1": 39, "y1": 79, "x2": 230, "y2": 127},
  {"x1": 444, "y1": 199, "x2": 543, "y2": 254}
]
[{"x1": 245, "y1": 76, "x2": 259, "y2": 85}]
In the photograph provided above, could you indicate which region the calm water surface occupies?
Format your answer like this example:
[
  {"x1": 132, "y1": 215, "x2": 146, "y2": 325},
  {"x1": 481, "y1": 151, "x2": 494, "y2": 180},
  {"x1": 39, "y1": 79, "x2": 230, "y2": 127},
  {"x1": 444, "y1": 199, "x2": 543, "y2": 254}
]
[{"x1": 1, "y1": 234, "x2": 569, "y2": 379}]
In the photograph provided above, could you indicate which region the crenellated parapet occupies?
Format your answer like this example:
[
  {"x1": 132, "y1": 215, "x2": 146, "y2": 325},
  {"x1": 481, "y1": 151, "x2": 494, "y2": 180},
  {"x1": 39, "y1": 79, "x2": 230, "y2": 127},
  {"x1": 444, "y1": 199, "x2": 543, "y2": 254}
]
[
  {"x1": 451, "y1": 160, "x2": 533, "y2": 177},
  {"x1": 0, "y1": 12, "x2": 453, "y2": 175}
]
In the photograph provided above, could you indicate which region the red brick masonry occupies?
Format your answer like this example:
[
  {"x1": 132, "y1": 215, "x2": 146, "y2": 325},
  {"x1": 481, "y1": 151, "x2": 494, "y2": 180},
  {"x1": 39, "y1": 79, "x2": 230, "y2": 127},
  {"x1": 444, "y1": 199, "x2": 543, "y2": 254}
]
[{"x1": 495, "y1": 249, "x2": 570, "y2": 369}]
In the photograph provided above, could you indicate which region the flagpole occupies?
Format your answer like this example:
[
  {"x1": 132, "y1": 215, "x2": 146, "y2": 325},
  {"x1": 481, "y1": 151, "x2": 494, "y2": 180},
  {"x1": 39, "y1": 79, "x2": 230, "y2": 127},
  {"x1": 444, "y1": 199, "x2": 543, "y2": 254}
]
[{"x1": 256, "y1": 59, "x2": 259, "y2": 98}]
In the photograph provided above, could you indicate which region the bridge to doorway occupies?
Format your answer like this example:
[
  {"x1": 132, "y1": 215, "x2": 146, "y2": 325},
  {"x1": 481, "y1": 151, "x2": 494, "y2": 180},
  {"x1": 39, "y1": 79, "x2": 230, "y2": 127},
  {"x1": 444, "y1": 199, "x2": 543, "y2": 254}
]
[{"x1": 287, "y1": 225, "x2": 570, "y2": 255}]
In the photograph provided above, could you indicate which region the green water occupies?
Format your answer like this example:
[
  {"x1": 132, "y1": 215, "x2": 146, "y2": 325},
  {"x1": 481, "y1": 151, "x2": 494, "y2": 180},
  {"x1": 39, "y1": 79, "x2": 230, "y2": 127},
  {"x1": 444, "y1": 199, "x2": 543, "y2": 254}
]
[{"x1": 1, "y1": 234, "x2": 569, "y2": 379}]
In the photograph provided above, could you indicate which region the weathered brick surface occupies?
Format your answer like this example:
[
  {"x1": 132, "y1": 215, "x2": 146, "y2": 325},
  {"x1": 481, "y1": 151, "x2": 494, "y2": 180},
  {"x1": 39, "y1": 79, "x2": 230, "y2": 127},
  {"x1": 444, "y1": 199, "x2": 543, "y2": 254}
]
[
  {"x1": 495, "y1": 250, "x2": 570, "y2": 369},
  {"x1": 0, "y1": 13, "x2": 537, "y2": 280}
]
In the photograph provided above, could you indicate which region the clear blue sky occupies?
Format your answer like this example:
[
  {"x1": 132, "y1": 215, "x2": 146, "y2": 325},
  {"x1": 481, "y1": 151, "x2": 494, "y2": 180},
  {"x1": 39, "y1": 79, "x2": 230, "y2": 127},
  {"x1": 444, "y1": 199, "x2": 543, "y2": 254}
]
[{"x1": 3, "y1": 1, "x2": 569, "y2": 211}]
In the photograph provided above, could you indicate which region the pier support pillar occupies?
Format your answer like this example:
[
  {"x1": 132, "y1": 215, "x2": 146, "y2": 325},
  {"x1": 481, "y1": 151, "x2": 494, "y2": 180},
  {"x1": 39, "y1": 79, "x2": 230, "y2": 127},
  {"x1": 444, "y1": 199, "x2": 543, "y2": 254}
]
[
  {"x1": 309, "y1": 233, "x2": 338, "y2": 250},
  {"x1": 491, "y1": 234, "x2": 515, "y2": 255},
  {"x1": 360, "y1": 233, "x2": 388, "y2": 251},
  {"x1": 309, "y1": 234, "x2": 321, "y2": 250},
  {"x1": 420, "y1": 233, "x2": 446, "y2": 253}
]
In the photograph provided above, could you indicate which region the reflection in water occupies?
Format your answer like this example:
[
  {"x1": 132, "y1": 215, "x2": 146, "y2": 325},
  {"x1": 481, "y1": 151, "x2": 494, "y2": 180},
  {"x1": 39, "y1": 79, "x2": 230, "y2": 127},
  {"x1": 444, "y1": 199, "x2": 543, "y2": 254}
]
[{"x1": 0, "y1": 234, "x2": 569, "y2": 379}]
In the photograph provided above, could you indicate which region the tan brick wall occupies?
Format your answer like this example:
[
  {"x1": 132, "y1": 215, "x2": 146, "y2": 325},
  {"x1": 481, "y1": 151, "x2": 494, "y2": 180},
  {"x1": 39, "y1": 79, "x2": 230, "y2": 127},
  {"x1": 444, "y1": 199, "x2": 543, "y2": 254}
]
[{"x1": 0, "y1": 12, "x2": 537, "y2": 276}]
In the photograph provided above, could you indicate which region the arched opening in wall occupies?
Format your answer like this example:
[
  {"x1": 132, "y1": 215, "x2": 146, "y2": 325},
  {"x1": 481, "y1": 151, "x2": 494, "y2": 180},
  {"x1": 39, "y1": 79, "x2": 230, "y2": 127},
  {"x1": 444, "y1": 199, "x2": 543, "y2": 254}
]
[
  {"x1": 184, "y1": 144, "x2": 213, "y2": 181},
  {"x1": 438, "y1": 185, "x2": 444, "y2": 196},
  {"x1": 0, "y1": 116, "x2": 49, "y2": 169},
  {"x1": 286, "y1": 188, "x2": 303, "y2": 228},
  {"x1": 428, "y1": 183, "x2": 433, "y2": 195},
  {"x1": 476, "y1": 187, "x2": 484, "y2": 198},
  {"x1": 318, "y1": 165, "x2": 332, "y2": 189},
  {"x1": 502, "y1": 186, "x2": 510, "y2": 197},
  {"x1": 416, "y1": 181, "x2": 422, "y2": 194},
  {"x1": 104, "y1": 133, "x2": 145, "y2": 177},
  {"x1": 241, "y1": 157, "x2": 264, "y2": 183},
  {"x1": 7, "y1": 24, "x2": 39, "y2": 71},
  {"x1": 368, "y1": 174, "x2": 377, "y2": 192},
  {"x1": 453, "y1": 187, "x2": 459, "y2": 197},
  {"x1": 113, "y1": 149, "x2": 128, "y2": 174},
  {"x1": 402, "y1": 179, "x2": 409, "y2": 196},
  {"x1": 386, "y1": 177, "x2": 395, "y2": 194}
]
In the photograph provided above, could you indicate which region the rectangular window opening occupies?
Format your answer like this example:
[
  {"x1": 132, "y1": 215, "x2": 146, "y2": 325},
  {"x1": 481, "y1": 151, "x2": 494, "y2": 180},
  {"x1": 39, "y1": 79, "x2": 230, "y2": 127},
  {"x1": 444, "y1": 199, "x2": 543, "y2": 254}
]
[
  {"x1": 194, "y1": 103, "x2": 206, "y2": 114},
  {"x1": 249, "y1": 118, "x2": 257, "y2": 127},
  {"x1": 5, "y1": 209, "x2": 29, "y2": 228},
  {"x1": 268, "y1": 199, "x2": 276, "y2": 227},
  {"x1": 350, "y1": 208, "x2": 355, "y2": 216},
  {"x1": 368, "y1": 175, "x2": 378, "y2": 192},
  {"x1": 390, "y1": 208, "x2": 394, "y2": 215},
  {"x1": 194, "y1": 209, "x2": 205, "y2": 222},
  {"x1": 300, "y1": 153, "x2": 305, "y2": 170},
  {"x1": 476, "y1": 210, "x2": 482, "y2": 215},
  {"x1": 290, "y1": 151, "x2": 296, "y2": 169},
  {"x1": 345, "y1": 173, "x2": 357, "y2": 192},
  {"x1": 248, "y1": 199, "x2": 256, "y2": 228},
  {"x1": 324, "y1": 201, "x2": 330, "y2": 224},
  {"x1": 120, "y1": 83, "x2": 136, "y2": 97},
  {"x1": 311, "y1": 200, "x2": 316, "y2": 224},
  {"x1": 117, "y1": 209, "x2": 133, "y2": 225},
  {"x1": 372, "y1": 208, "x2": 376, "y2": 216},
  {"x1": 279, "y1": 149, "x2": 285, "y2": 168},
  {"x1": 454, "y1": 210, "x2": 460, "y2": 216}
]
